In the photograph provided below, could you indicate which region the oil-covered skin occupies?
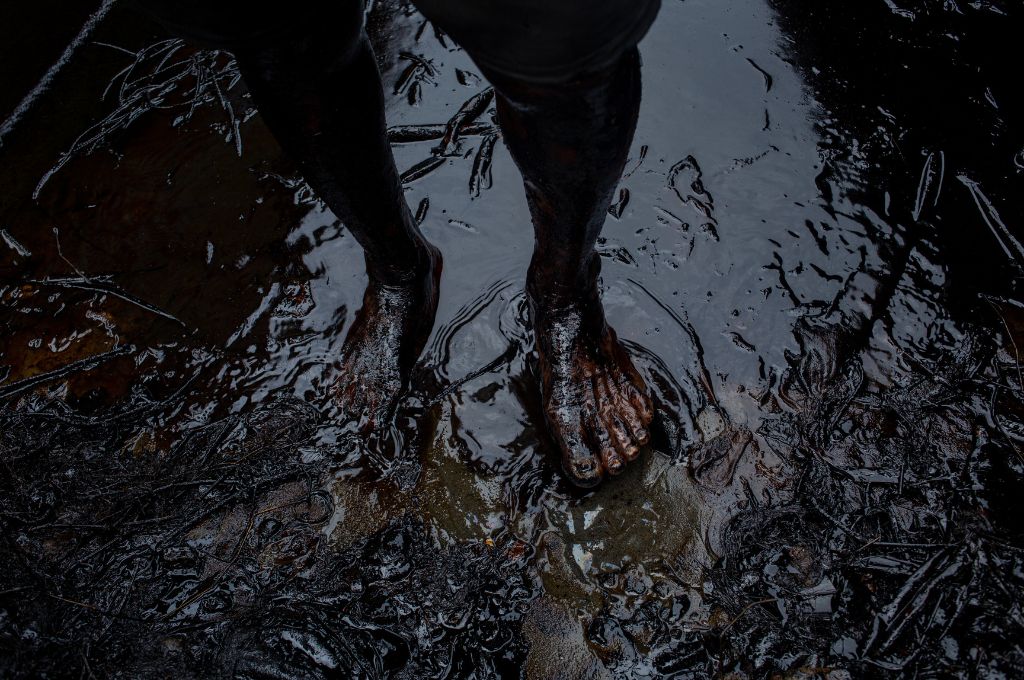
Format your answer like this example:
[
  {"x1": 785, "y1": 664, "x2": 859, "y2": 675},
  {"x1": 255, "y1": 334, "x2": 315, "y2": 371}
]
[
  {"x1": 332, "y1": 244, "x2": 441, "y2": 432},
  {"x1": 231, "y1": 26, "x2": 442, "y2": 428},
  {"x1": 532, "y1": 291, "x2": 654, "y2": 485},
  {"x1": 487, "y1": 49, "x2": 654, "y2": 485},
  {"x1": 235, "y1": 18, "x2": 651, "y2": 478}
]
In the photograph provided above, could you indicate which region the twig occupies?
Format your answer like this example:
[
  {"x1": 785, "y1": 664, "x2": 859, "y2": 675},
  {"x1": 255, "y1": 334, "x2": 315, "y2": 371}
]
[
  {"x1": 0, "y1": 0, "x2": 118, "y2": 148},
  {"x1": 719, "y1": 597, "x2": 779, "y2": 636},
  {"x1": 0, "y1": 344, "x2": 135, "y2": 401}
]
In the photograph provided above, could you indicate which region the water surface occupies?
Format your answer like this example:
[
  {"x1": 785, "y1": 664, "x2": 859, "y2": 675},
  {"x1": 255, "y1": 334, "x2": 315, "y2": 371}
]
[{"x1": 2, "y1": 0, "x2": 1023, "y2": 676}]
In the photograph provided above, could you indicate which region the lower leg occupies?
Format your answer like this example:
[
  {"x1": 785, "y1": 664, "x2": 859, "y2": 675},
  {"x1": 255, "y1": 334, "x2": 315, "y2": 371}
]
[
  {"x1": 235, "y1": 28, "x2": 440, "y2": 428},
  {"x1": 487, "y1": 49, "x2": 654, "y2": 485},
  {"x1": 491, "y1": 49, "x2": 640, "y2": 303},
  {"x1": 235, "y1": 30, "x2": 434, "y2": 284}
]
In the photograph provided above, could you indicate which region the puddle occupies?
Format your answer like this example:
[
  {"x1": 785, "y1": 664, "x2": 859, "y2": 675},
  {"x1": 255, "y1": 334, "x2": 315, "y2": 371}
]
[{"x1": 2, "y1": 0, "x2": 1023, "y2": 676}]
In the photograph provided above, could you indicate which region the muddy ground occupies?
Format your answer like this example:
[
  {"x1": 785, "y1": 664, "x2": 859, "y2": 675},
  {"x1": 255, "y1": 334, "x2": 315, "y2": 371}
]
[{"x1": 2, "y1": 0, "x2": 1023, "y2": 677}]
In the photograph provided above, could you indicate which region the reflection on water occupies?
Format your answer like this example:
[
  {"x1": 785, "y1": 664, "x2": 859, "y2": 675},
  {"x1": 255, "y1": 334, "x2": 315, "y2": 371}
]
[{"x1": 2, "y1": 0, "x2": 1023, "y2": 676}]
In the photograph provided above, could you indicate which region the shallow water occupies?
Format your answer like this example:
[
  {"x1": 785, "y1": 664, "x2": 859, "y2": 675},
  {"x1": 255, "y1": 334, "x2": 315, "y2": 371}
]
[{"x1": 2, "y1": 0, "x2": 1024, "y2": 676}]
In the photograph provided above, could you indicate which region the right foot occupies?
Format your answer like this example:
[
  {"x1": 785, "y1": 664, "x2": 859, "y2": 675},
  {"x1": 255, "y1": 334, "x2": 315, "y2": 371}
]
[
  {"x1": 332, "y1": 244, "x2": 441, "y2": 432},
  {"x1": 532, "y1": 290, "x2": 654, "y2": 487}
]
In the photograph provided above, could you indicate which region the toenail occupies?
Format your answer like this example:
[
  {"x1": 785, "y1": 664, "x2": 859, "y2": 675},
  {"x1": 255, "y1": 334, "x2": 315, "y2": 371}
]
[{"x1": 607, "y1": 457, "x2": 623, "y2": 473}]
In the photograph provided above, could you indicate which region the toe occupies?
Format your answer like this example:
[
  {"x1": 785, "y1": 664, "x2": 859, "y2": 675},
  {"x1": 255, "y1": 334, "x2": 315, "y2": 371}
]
[
  {"x1": 552, "y1": 411, "x2": 603, "y2": 488},
  {"x1": 592, "y1": 376, "x2": 628, "y2": 473},
  {"x1": 591, "y1": 410, "x2": 625, "y2": 476},
  {"x1": 609, "y1": 412, "x2": 640, "y2": 461},
  {"x1": 636, "y1": 390, "x2": 655, "y2": 427},
  {"x1": 358, "y1": 409, "x2": 376, "y2": 435},
  {"x1": 633, "y1": 418, "x2": 650, "y2": 446},
  {"x1": 334, "y1": 377, "x2": 356, "y2": 406},
  {"x1": 604, "y1": 452, "x2": 625, "y2": 475},
  {"x1": 621, "y1": 380, "x2": 654, "y2": 435},
  {"x1": 622, "y1": 376, "x2": 650, "y2": 411}
]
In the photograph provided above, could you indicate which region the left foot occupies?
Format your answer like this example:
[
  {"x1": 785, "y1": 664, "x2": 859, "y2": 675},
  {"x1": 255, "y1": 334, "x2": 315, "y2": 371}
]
[
  {"x1": 332, "y1": 244, "x2": 442, "y2": 432},
  {"x1": 532, "y1": 289, "x2": 654, "y2": 487}
]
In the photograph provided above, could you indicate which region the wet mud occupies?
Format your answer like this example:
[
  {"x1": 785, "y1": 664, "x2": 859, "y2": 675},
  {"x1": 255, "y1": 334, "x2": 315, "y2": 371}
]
[{"x1": 2, "y1": 0, "x2": 1024, "y2": 677}]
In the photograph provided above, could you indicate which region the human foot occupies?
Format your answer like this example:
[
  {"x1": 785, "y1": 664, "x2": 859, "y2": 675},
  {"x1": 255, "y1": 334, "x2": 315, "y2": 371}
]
[
  {"x1": 332, "y1": 244, "x2": 441, "y2": 432},
  {"x1": 532, "y1": 290, "x2": 654, "y2": 487}
]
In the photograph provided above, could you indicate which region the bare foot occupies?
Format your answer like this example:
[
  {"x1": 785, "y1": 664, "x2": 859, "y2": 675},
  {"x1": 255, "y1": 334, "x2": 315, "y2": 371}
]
[
  {"x1": 532, "y1": 291, "x2": 654, "y2": 487},
  {"x1": 333, "y1": 244, "x2": 441, "y2": 432}
]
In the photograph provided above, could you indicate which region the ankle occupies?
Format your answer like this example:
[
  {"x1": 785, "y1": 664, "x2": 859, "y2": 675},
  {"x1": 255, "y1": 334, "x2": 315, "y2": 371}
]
[
  {"x1": 527, "y1": 259, "x2": 601, "y2": 315},
  {"x1": 365, "y1": 238, "x2": 436, "y2": 287},
  {"x1": 527, "y1": 282, "x2": 605, "y2": 337}
]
